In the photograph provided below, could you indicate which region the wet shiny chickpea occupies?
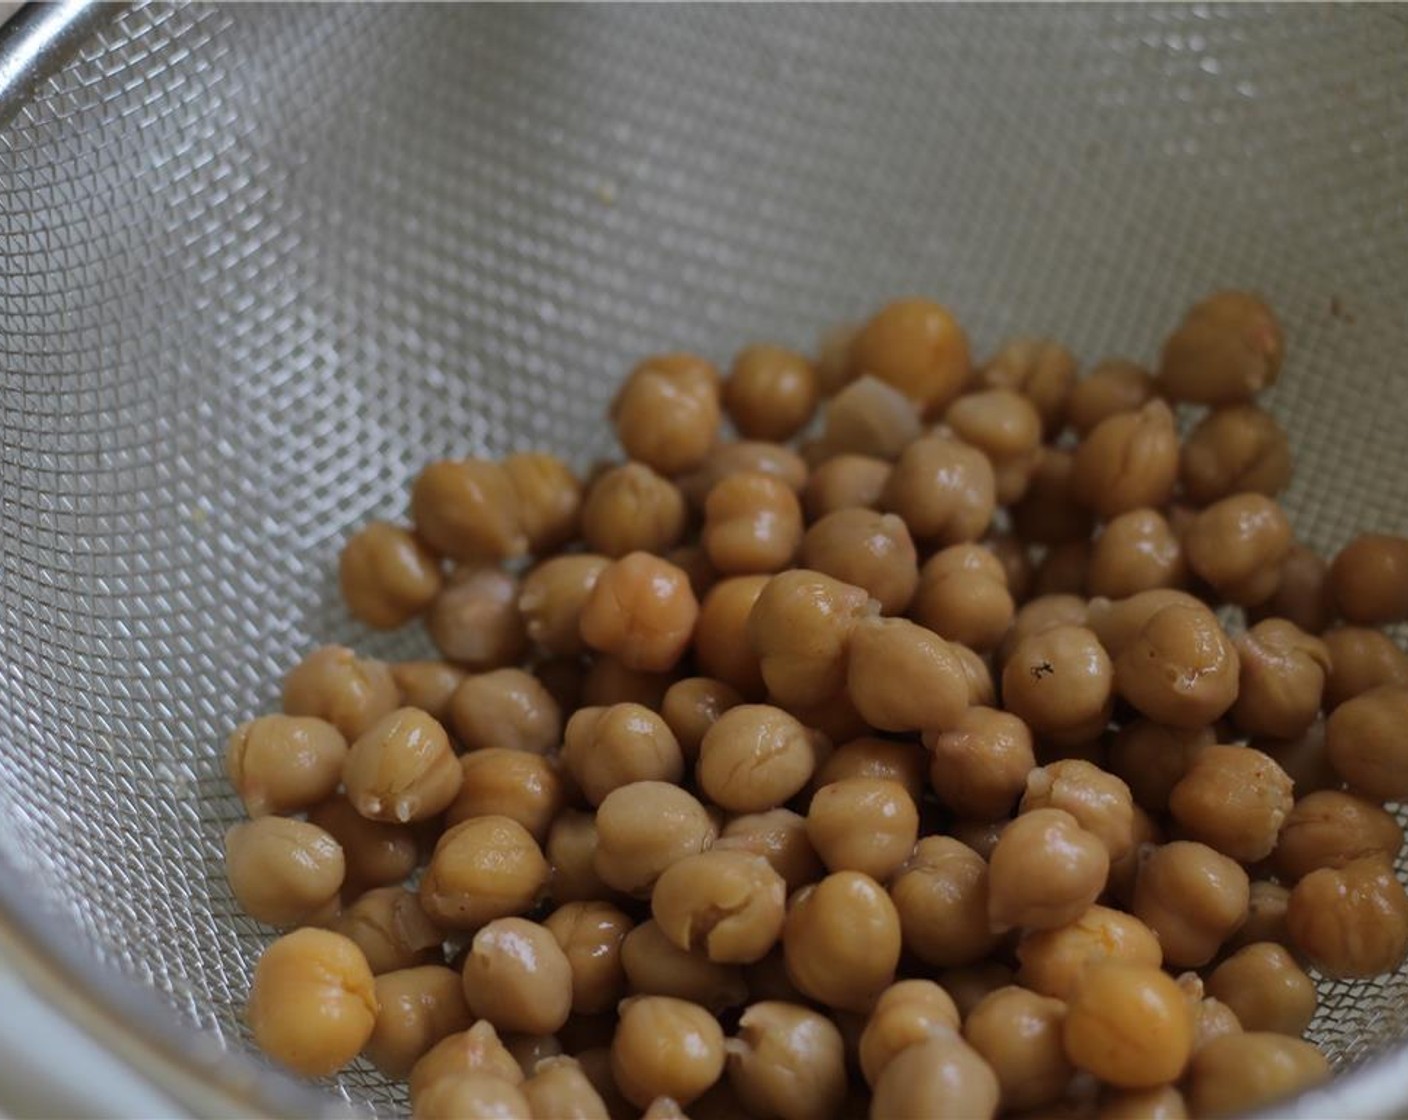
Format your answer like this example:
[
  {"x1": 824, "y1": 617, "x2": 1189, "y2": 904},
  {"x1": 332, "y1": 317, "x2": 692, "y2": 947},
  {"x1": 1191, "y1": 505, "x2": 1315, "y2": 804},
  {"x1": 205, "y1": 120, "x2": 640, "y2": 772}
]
[
  {"x1": 681, "y1": 441, "x2": 810, "y2": 513},
  {"x1": 1002, "y1": 625, "x2": 1114, "y2": 746},
  {"x1": 784, "y1": 871, "x2": 901, "y2": 1013},
  {"x1": 1330, "y1": 533, "x2": 1408, "y2": 625},
  {"x1": 462, "y1": 917, "x2": 573, "y2": 1036},
  {"x1": 343, "y1": 707, "x2": 460, "y2": 824},
  {"x1": 247, "y1": 928, "x2": 378, "y2": 1077},
  {"x1": 999, "y1": 594, "x2": 1089, "y2": 667},
  {"x1": 1133, "y1": 841, "x2": 1249, "y2": 968},
  {"x1": 816, "y1": 736, "x2": 926, "y2": 806},
  {"x1": 856, "y1": 980, "x2": 960, "y2": 1088},
  {"x1": 446, "y1": 749, "x2": 564, "y2": 841},
  {"x1": 717, "y1": 809, "x2": 823, "y2": 894},
  {"x1": 543, "y1": 901, "x2": 632, "y2": 1016},
  {"x1": 1180, "y1": 405, "x2": 1292, "y2": 506},
  {"x1": 1168, "y1": 745, "x2": 1294, "y2": 863},
  {"x1": 1065, "y1": 359, "x2": 1156, "y2": 437},
  {"x1": 1098, "y1": 1085, "x2": 1188, "y2": 1120},
  {"x1": 339, "y1": 521, "x2": 442, "y2": 630},
  {"x1": 561, "y1": 703, "x2": 684, "y2": 806},
  {"x1": 1087, "y1": 510, "x2": 1186, "y2": 599},
  {"x1": 309, "y1": 797, "x2": 419, "y2": 897},
  {"x1": 1275, "y1": 790, "x2": 1402, "y2": 884},
  {"x1": 1186, "y1": 1033, "x2": 1329, "y2": 1118},
  {"x1": 1114, "y1": 603, "x2": 1240, "y2": 729},
  {"x1": 1254, "y1": 719, "x2": 1340, "y2": 797},
  {"x1": 502, "y1": 451, "x2": 582, "y2": 555},
  {"x1": 1327, "y1": 684, "x2": 1408, "y2": 799},
  {"x1": 419, "y1": 816, "x2": 548, "y2": 930},
  {"x1": 581, "y1": 462, "x2": 688, "y2": 558},
  {"x1": 1287, "y1": 855, "x2": 1408, "y2": 978},
  {"x1": 965, "y1": 986, "x2": 1073, "y2": 1112},
  {"x1": 1064, "y1": 962, "x2": 1192, "y2": 1090},
  {"x1": 748, "y1": 569, "x2": 875, "y2": 708},
  {"x1": 847, "y1": 616, "x2": 968, "y2": 733},
  {"x1": 411, "y1": 458, "x2": 526, "y2": 562},
  {"x1": 695, "y1": 575, "x2": 769, "y2": 698},
  {"x1": 612, "y1": 353, "x2": 722, "y2": 476},
  {"x1": 803, "y1": 454, "x2": 891, "y2": 521},
  {"x1": 283, "y1": 644, "x2": 399, "y2": 742},
  {"x1": 890, "y1": 837, "x2": 996, "y2": 968},
  {"x1": 546, "y1": 810, "x2": 613, "y2": 905},
  {"x1": 1011, "y1": 448, "x2": 1094, "y2": 545},
  {"x1": 612, "y1": 996, "x2": 726, "y2": 1108},
  {"x1": 945, "y1": 388, "x2": 1044, "y2": 503},
  {"x1": 1206, "y1": 943, "x2": 1315, "y2": 1037},
  {"x1": 703, "y1": 471, "x2": 804, "y2": 575},
  {"x1": 1015, "y1": 905, "x2": 1162, "y2": 1001},
  {"x1": 1157, "y1": 291, "x2": 1284, "y2": 405},
  {"x1": 978, "y1": 336, "x2": 1077, "y2": 436},
  {"x1": 332, "y1": 886, "x2": 444, "y2": 975},
  {"x1": 849, "y1": 298, "x2": 971, "y2": 414},
  {"x1": 580, "y1": 552, "x2": 699, "y2": 673},
  {"x1": 594, "y1": 781, "x2": 717, "y2": 895},
  {"x1": 881, "y1": 434, "x2": 997, "y2": 546},
  {"x1": 1231, "y1": 619, "x2": 1330, "y2": 740},
  {"x1": 726, "y1": 1000, "x2": 848, "y2": 1120},
  {"x1": 225, "y1": 817, "x2": 344, "y2": 927},
  {"x1": 1184, "y1": 493, "x2": 1293, "y2": 605},
  {"x1": 661, "y1": 677, "x2": 743, "y2": 764},
  {"x1": 364, "y1": 965, "x2": 472, "y2": 1079},
  {"x1": 988, "y1": 809, "x2": 1109, "y2": 933},
  {"x1": 1250, "y1": 542, "x2": 1335, "y2": 636},
  {"x1": 698, "y1": 704, "x2": 820, "y2": 813},
  {"x1": 425, "y1": 566, "x2": 527, "y2": 669},
  {"x1": 911, "y1": 544, "x2": 1015, "y2": 652},
  {"x1": 1021, "y1": 760, "x2": 1135, "y2": 862},
  {"x1": 1323, "y1": 626, "x2": 1408, "y2": 710},
  {"x1": 522, "y1": 1056, "x2": 611, "y2": 1120},
  {"x1": 226, "y1": 714, "x2": 347, "y2": 818},
  {"x1": 806, "y1": 777, "x2": 919, "y2": 881},
  {"x1": 1071, "y1": 399, "x2": 1180, "y2": 520},
  {"x1": 724, "y1": 343, "x2": 819, "y2": 441},
  {"x1": 652, "y1": 850, "x2": 786, "y2": 965},
  {"x1": 816, "y1": 375, "x2": 922, "y2": 461},
  {"x1": 518, "y1": 555, "x2": 609, "y2": 658},
  {"x1": 1106, "y1": 720, "x2": 1211, "y2": 815},
  {"x1": 622, "y1": 920, "x2": 748, "y2": 1011},
  {"x1": 407, "y1": 1021, "x2": 524, "y2": 1105},
  {"x1": 1186, "y1": 990, "x2": 1244, "y2": 1057},
  {"x1": 869, "y1": 1030, "x2": 1001, "y2": 1120},
  {"x1": 417, "y1": 1071, "x2": 537, "y2": 1120},
  {"x1": 799, "y1": 508, "x2": 918, "y2": 616}
]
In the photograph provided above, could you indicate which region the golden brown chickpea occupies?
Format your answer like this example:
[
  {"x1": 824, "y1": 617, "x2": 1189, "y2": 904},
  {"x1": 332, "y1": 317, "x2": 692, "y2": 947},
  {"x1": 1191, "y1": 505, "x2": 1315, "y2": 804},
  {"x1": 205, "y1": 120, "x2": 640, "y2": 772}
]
[
  {"x1": 1064, "y1": 962, "x2": 1193, "y2": 1089},
  {"x1": 806, "y1": 778, "x2": 919, "y2": 881},
  {"x1": 1183, "y1": 493, "x2": 1293, "y2": 605},
  {"x1": 425, "y1": 566, "x2": 527, "y2": 669},
  {"x1": 965, "y1": 986, "x2": 1073, "y2": 1112},
  {"x1": 869, "y1": 1030, "x2": 1001, "y2": 1120},
  {"x1": 581, "y1": 656, "x2": 675, "y2": 711},
  {"x1": 946, "y1": 388, "x2": 1044, "y2": 503},
  {"x1": 1330, "y1": 533, "x2": 1408, "y2": 625},
  {"x1": 847, "y1": 616, "x2": 968, "y2": 733},
  {"x1": 698, "y1": 704, "x2": 821, "y2": 813},
  {"x1": 802, "y1": 455, "x2": 891, "y2": 521},
  {"x1": 724, "y1": 344, "x2": 819, "y2": 442},
  {"x1": 1327, "y1": 682, "x2": 1408, "y2": 800},
  {"x1": 462, "y1": 917, "x2": 573, "y2": 1036},
  {"x1": 938, "y1": 962, "x2": 1016, "y2": 1020},
  {"x1": 717, "y1": 809, "x2": 824, "y2": 894},
  {"x1": 522, "y1": 1056, "x2": 611, "y2": 1120},
  {"x1": 988, "y1": 809, "x2": 1110, "y2": 933},
  {"x1": 890, "y1": 836, "x2": 997, "y2": 968},
  {"x1": 339, "y1": 521, "x2": 442, "y2": 630},
  {"x1": 1275, "y1": 790, "x2": 1402, "y2": 883},
  {"x1": 543, "y1": 901, "x2": 632, "y2": 1016},
  {"x1": 1180, "y1": 405, "x2": 1292, "y2": 506},
  {"x1": 331, "y1": 886, "x2": 444, "y2": 974},
  {"x1": 1206, "y1": 943, "x2": 1315, "y2": 1037},
  {"x1": 726, "y1": 1000, "x2": 848, "y2": 1120},
  {"x1": 703, "y1": 471, "x2": 804, "y2": 575},
  {"x1": 662, "y1": 677, "x2": 743, "y2": 764},
  {"x1": 1157, "y1": 291, "x2": 1284, "y2": 406},
  {"x1": 999, "y1": 594, "x2": 1090, "y2": 667},
  {"x1": 680, "y1": 441, "x2": 810, "y2": 513},
  {"x1": 1065, "y1": 359, "x2": 1156, "y2": 438},
  {"x1": 226, "y1": 714, "x2": 347, "y2": 818},
  {"x1": 747, "y1": 569, "x2": 873, "y2": 709},
  {"x1": 912, "y1": 545, "x2": 1015, "y2": 652},
  {"x1": 612, "y1": 353, "x2": 722, "y2": 476},
  {"x1": 849, "y1": 298, "x2": 972, "y2": 413},
  {"x1": 611, "y1": 996, "x2": 726, "y2": 1109},
  {"x1": 1106, "y1": 720, "x2": 1212, "y2": 815},
  {"x1": 817, "y1": 376, "x2": 923, "y2": 461},
  {"x1": 408, "y1": 1021, "x2": 524, "y2": 1105},
  {"x1": 1087, "y1": 510, "x2": 1186, "y2": 599},
  {"x1": 594, "y1": 781, "x2": 717, "y2": 895},
  {"x1": 1186, "y1": 1033, "x2": 1328, "y2": 1118},
  {"x1": 1011, "y1": 449, "x2": 1094, "y2": 546},
  {"x1": 1071, "y1": 400, "x2": 1180, "y2": 520},
  {"x1": 580, "y1": 552, "x2": 698, "y2": 673},
  {"x1": 783, "y1": 871, "x2": 901, "y2": 1013},
  {"x1": 856, "y1": 980, "x2": 960, "y2": 1087},
  {"x1": 695, "y1": 575, "x2": 769, "y2": 698},
  {"x1": 799, "y1": 508, "x2": 918, "y2": 616},
  {"x1": 308, "y1": 796, "x2": 419, "y2": 897},
  {"x1": 1229, "y1": 880, "x2": 1292, "y2": 952},
  {"x1": 413, "y1": 1067, "x2": 534, "y2": 1119},
  {"x1": 1323, "y1": 626, "x2": 1408, "y2": 710},
  {"x1": 225, "y1": 817, "x2": 344, "y2": 927},
  {"x1": 343, "y1": 707, "x2": 461, "y2": 824},
  {"x1": 1015, "y1": 905, "x2": 1163, "y2": 1001},
  {"x1": 365, "y1": 965, "x2": 472, "y2": 1079},
  {"x1": 1133, "y1": 841, "x2": 1249, "y2": 968},
  {"x1": 519, "y1": 555, "x2": 609, "y2": 658},
  {"x1": 282, "y1": 644, "x2": 399, "y2": 742},
  {"x1": 411, "y1": 458, "x2": 526, "y2": 563},
  {"x1": 391, "y1": 661, "x2": 468, "y2": 725},
  {"x1": 1231, "y1": 619, "x2": 1330, "y2": 740},
  {"x1": 1097, "y1": 1085, "x2": 1188, "y2": 1120},
  {"x1": 420, "y1": 816, "x2": 548, "y2": 930},
  {"x1": 652, "y1": 850, "x2": 786, "y2": 965},
  {"x1": 815, "y1": 736, "x2": 927, "y2": 806},
  {"x1": 881, "y1": 434, "x2": 997, "y2": 545},
  {"x1": 1114, "y1": 603, "x2": 1240, "y2": 729},
  {"x1": 1250, "y1": 542, "x2": 1335, "y2": 636},
  {"x1": 561, "y1": 703, "x2": 684, "y2": 806},
  {"x1": 247, "y1": 928, "x2": 378, "y2": 1077},
  {"x1": 1002, "y1": 626, "x2": 1114, "y2": 746},
  {"x1": 546, "y1": 810, "x2": 614, "y2": 904},
  {"x1": 581, "y1": 462, "x2": 688, "y2": 558},
  {"x1": 1168, "y1": 745, "x2": 1294, "y2": 863},
  {"x1": 622, "y1": 920, "x2": 748, "y2": 1011},
  {"x1": 1021, "y1": 760, "x2": 1136, "y2": 862},
  {"x1": 978, "y1": 336, "x2": 1076, "y2": 436},
  {"x1": 502, "y1": 451, "x2": 582, "y2": 555},
  {"x1": 1287, "y1": 855, "x2": 1408, "y2": 978}
]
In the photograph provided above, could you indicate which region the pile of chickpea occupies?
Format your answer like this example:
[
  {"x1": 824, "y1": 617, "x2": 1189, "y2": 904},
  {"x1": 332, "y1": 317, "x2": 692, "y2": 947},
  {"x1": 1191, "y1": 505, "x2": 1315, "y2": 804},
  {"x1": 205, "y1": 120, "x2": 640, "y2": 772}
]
[{"x1": 225, "y1": 291, "x2": 1408, "y2": 1120}]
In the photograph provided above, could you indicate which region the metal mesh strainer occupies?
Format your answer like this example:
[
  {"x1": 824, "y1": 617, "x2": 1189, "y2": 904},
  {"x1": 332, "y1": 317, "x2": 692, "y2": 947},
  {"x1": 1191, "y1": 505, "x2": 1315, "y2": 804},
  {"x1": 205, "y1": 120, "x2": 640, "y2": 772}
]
[{"x1": 2, "y1": 2, "x2": 1408, "y2": 1115}]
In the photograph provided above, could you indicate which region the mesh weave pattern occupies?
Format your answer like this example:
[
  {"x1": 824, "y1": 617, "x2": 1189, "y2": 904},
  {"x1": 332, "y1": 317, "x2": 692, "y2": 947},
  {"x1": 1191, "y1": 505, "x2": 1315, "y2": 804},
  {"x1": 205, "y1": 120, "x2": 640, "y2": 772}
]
[{"x1": 2, "y1": 3, "x2": 1408, "y2": 1113}]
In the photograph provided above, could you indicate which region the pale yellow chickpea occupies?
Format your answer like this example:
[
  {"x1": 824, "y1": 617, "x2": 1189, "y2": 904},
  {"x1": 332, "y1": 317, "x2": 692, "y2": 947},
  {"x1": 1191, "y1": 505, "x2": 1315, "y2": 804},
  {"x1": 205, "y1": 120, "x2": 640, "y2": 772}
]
[
  {"x1": 1286, "y1": 856, "x2": 1408, "y2": 978},
  {"x1": 799, "y1": 508, "x2": 919, "y2": 616},
  {"x1": 1206, "y1": 942, "x2": 1316, "y2": 1037},
  {"x1": 611, "y1": 995, "x2": 726, "y2": 1108},
  {"x1": 225, "y1": 714, "x2": 347, "y2": 817},
  {"x1": 726, "y1": 1000, "x2": 848, "y2": 1120},
  {"x1": 651, "y1": 849, "x2": 786, "y2": 965},
  {"x1": 581, "y1": 462, "x2": 688, "y2": 558},
  {"x1": 1114, "y1": 603, "x2": 1240, "y2": 729},
  {"x1": 868, "y1": 1030, "x2": 1001, "y2": 1120},
  {"x1": 911, "y1": 545, "x2": 1015, "y2": 653},
  {"x1": 282, "y1": 644, "x2": 399, "y2": 742},
  {"x1": 225, "y1": 818, "x2": 344, "y2": 928},
  {"x1": 411, "y1": 458, "x2": 526, "y2": 563},
  {"x1": 1064, "y1": 962, "x2": 1193, "y2": 1090},
  {"x1": 1087, "y1": 509, "x2": 1187, "y2": 599},
  {"x1": 419, "y1": 816, "x2": 548, "y2": 930},
  {"x1": 806, "y1": 777, "x2": 919, "y2": 881}
]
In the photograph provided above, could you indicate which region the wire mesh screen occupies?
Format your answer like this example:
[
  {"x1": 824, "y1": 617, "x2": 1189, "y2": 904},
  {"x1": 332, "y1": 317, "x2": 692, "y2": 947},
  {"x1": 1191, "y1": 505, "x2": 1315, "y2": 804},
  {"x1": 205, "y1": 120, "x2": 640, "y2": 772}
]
[{"x1": 2, "y1": 2, "x2": 1408, "y2": 1113}]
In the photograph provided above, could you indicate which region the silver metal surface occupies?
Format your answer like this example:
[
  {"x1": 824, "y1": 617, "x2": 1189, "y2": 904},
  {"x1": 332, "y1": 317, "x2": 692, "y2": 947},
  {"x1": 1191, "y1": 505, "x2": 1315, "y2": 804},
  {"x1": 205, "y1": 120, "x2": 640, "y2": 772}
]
[{"x1": 1, "y1": 2, "x2": 1408, "y2": 1116}]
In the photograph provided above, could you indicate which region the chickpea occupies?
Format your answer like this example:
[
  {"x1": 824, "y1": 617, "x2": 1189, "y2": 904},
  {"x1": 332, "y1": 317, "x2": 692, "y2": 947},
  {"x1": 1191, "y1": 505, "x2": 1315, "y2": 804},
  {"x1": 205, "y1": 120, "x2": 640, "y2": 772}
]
[
  {"x1": 225, "y1": 817, "x2": 343, "y2": 927},
  {"x1": 847, "y1": 616, "x2": 968, "y2": 733},
  {"x1": 308, "y1": 796, "x2": 419, "y2": 897},
  {"x1": 912, "y1": 545, "x2": 1015, "y2": 652},
  {"x1": 1098, "y1": 1086, "x2": 1188, "y2": 1120},
  {"x1": 1250, "y1": 542, "x2": 1335, "y2": 636},
  {"x1": 1002, "y1": 626, "x2": 1114, "y2": 746},
  {"x1": 817, "y1": 375, "x2": 923, "y2": 460},
  {"x1": 847, "y1": 299, "x2": 969, "y2": 414},
  {"x1": 594, "y1": 781, "x2": 717, "y2": 895},
  {"x1": 1087, "y1": 510, "x2": 1186, "y2": 599},
  {"x1": 999, "y1": 594, "x2": 1089, "y2": 667},
  {"x1": 1015, "y1": 905, "x2": 1162, "y2": 1001},
  {"x1": 1011, "y1": 449, "x2": 1094, "y2": 545},
  {"x1": 414, "y1": 1067, "x2": 534, "y2": 1119},
  {"x1": 748, "y1": 569, "x2": 875, "y2": 708},
  {"x1": 546, "y1": 810, "x2": 613, "y2": 904},
  {"x1": 945, "y1": 388, "x2": 1043, "y2": 503},
  {"x1": 411, "y1": 458, "x2": 526, "y2": 563},
  {"x1": 803, "y1": 455, "x2": 891, "y2": 521},
  {"x1": 784, "y1": 871, "x2": 901, "y2": 1013},
  {"x1": 1183, "y1": 493, "x2": 1293, "y2": 605},
  {"x1": 341, "y1": 707, "x2": 460, "y2": 824},
  {"x1": 869, "y1": 1031, "x2": 1001, "y2": 1120},
  {"x1": 1327, "y1": 684, "x2": 1408, "y2": 799},
  {"x1": 1114, "y1": 603, "x2": 1240, "y2": 729},
  {"x1": 661, "y1": 677, "x2": 743, "y2": 764},
  {"x1": 799, "y1": 508, "x2": 918, "y2": 616},
  {"x1": 499, "y1": 452, "x2": 580, "y2": 554},
  {"x1": 726, "y1": 1001, "x2": 847, "y2": 1120},
  {"x1": 1275, "y1": 790, "x2": 1403, "y2": 883},
  {"x1": 889, "y1": 837, "x2": 996, "y2": 968},
  {"x1": 1323, "y1": 626, "x2": 1408, "y2": 710},
  {"x1": 955, "y1": 644, "x2": 998, "y2": 707},
  {"x1": 965, "y1": 986, "x2": 1073, "y2": 1112},
  {"x1": 611, "y1": 995, "x2": 726, "y2": 1108},
  {"x1": 1206, "y1": 943, "x2": 1315, "y2": 1037},
  {"x1": 881, "y1": 434, "x2": 996, "y2": 546},
  {"x1": 724, "y1": 343, "x2": 819, "y2": 441},
  {"x1": 1287, "y1": 855, "x2": 1408, "y2": 978},
  {"x1": 578, "y1": 552, "x2": 699, "y2": 673},
  {"x1": 681, "y1": 441, "x2": 810, "y2": 512},
  {"x1": 581, "y1": 462, "x2": 688, "y2": 558},
  {"x1": 697, "y1": 704, "x2": 821, "y2": 813},
  {"x1": 1329, "y1": 533, "x2": 1408, "y2": 627},
  {"x1": 445, "y1": 751, "x2": 561, "y2": 844},
  {"x1": 1180, "y1": 405, "x2": 1292, "y2": 505},
  {"x1": 1020, "y1": 760, "x2": 1135, "y2": 862},
  {"x1": 408, "y1": 1021, "x2": 524, "y2": 1105},
  {"x1": 1107, "y1": 805, "x2": 1162, "y2": 909},
  {"x1": 581, "y1": 656, "x2": 675, "y2": 711},
  {"x1": 1133, "y1": 841, "x2": 1249, "y2": 968},
  {"x1": 1085, "y1": 588, "x2": 1204, "y2": 660},
  {"x1": 1157, "y1": 291, "x2": 1284, "y2": 405},
  {"x1": 331, "y1": 886, "x2": 444, "y2": 975},
  {"x1": 282, "y1": 644, "x2": 398, "y2": 742},
  {"x1": 949, "y1": 818, "x2": 1006, "y2": 861},
  {"x1": 856, "y1": 980, "x2": 960, "y2": 1087},
  {"x1": 391, "y1": 661, "x2": 468, "y2": 725},
  {"x1": 522, "y1": 1056, "x2": 611, "y2": 1120},
  {"x1": 1070, "y1": 400, "x2": 1180, "y2": 520},
  {"x1": 338, "y1": 521, "x2": 442, "y2": 630},
  {"x1": 652, "y1": 850, "x2": 786, "y2": 965},
  {"x1": 806, "y1": 778, "x2": 918, "y2": 882},
  {"x1": 1064, "y1": 962, "x2": 1192, "y2": 1089},
  {"x1": 561, "y1": 703, "x2": 683, "y2": 805},
  {"x1": 1229, "y1": 880, "x2": 1293, "y2": 952},
  {"x1": 717, "y1": 809, "x2": 823, "y2": 894},
  {"x1": 696, "y1": 575, "x2": 769, "y2": 698},
  {"x1": 420, "y1": 816, "x2": 548, "y2": 930},
  {"x1": 1106, "y1": 720, "x2": 1211, "y2": 815},
  {"x1": 1185, "y1": 988, "x2": 1244, "y2": 1056},
  {"x1": 519, "y1": 555, "x2": 609, "y2": 658},
  {"x1": 1167, "y1": 745, "x2": 1294, "y2": 863},
  {"x1": 988, "y1": 809, "x2": 1109, "y2": 933},
  {"x1": 1186, "y1": 1033, "x2": 1329, "y2": 1118},
  {"x1": 246, "y1": 928, "x2": 378, "y2": 1077},
  {"x1": 978, "y1": 336, "x2": 1074, "y2": 430},
  {"x1": 622, "y1": 920, "x2": 748, "y2": 1012},
  {"x1": 225, "y1": 714, "x2": 347, "y2": 818},
  {"x1": 611, "y1": 353, "x2": 722, "y2": 476},
  {"x1": 1229, "y1": 619, "x2": 1330, "y2": 740},
  {"x1": 1254, "y1": 720, "x2": 1340, "y2": 798},
  {"x1": 461, "y1": 917, "x2": 573, "y2": 1036},
  {"x1": 365, "y1": 965, "x2": 472, "y2": 1079},
  {"x1": 1066, "y1": 359, "x2": 1156, "y2": 437},
  {"x1": 574, "y1": 1047, "x2": 635, "y2": 1118},
  {"x1": 540, "y1": 901, "x2": 630, "y2": 1017},
  {"x1": 425, "y1": 566, "x2": 526, "y2": 669},
  {"x1": 703, "y1": 471, "x2": 805, "y2": 577}
]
